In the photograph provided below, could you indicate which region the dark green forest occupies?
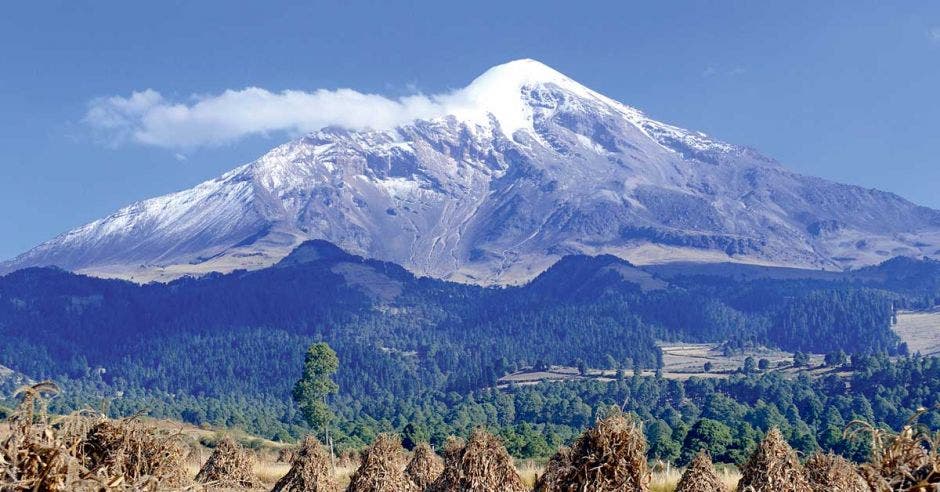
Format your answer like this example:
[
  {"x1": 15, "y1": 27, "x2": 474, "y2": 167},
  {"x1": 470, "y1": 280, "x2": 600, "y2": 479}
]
[{"x1": 1, "y1": 241, "x2": 939, "y2": 463}]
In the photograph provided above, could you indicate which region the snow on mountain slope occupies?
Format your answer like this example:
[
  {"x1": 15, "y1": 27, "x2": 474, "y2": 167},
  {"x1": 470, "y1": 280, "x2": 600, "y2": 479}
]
[{"x1": 5, "y1": 59, "x2": 940, "y2": 284}]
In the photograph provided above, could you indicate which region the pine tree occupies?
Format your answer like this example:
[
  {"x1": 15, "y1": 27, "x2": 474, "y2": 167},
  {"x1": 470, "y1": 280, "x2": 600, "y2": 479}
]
[{"x1": 293, "y1": 342, "x2": 340, "y2": 436}]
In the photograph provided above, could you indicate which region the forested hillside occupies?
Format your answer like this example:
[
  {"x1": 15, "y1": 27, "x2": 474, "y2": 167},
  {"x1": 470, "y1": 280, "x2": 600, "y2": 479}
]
[{"x1": 1, "y1": 241, "x2": 938, "y2": 460}]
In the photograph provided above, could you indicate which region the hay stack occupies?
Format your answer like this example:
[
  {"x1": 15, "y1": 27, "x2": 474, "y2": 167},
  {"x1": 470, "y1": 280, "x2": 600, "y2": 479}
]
[
  {"x1": 2, "y1": 382, "x2": 189, "y2": 491},
  {"x1": 272, "y1": 435, "x2": 338, "y2": 492},
  {"x1": 735, "y1": 428, "x2": 811, "y2": 492},
  {"x1": 1, "y1": 383, "x2": 88, "y2": 491},
  {"x1": 852, "y1": 421, "x2": 939, "y2": 492},
  {"x1": 1, "y1": 421, "x2": 85, "y2": 491},
  {"x1": 533, "y1": 447, "x2": 573, "y2": 491},
  {"x1": 535, "y1": 413, "x2": 650, "y2": 492},
  {"x1": 429, "y1": 428, "x2": 527, "y2": 492},
  {"x1": 346, "y1": 433, "x2": 416, "y2": 492},
  {"x1": 803, "y1": 452, "x2": 867, "y2": 492},
  {"x1": 195, "y1": 436, "x2": 258, "y2": 489},
  {"x1": 675, "y1": 451, "x2": 726, "y2": 492},
  {"x1": 79, "y1": 418, "x2": 189, "y2": 488},
  {"x1": 430, "y1": 437, "x2": 465, "y2": 490},
  {"x1": 405, "y1": 442, "x2": 443, "y2": 489},
  {"x1": 440, "y1": 436, "x2": 465, "y2": 465}
]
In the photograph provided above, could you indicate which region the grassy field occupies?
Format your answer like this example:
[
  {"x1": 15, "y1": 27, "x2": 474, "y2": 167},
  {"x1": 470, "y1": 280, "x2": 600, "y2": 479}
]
[{"x1": 894, "y1": 308, "x2": 940, "y2": 356}]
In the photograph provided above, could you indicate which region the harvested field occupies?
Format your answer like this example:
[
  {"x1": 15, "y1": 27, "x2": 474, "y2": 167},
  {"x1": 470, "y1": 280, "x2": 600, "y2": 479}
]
[{"x1": 4, "y1": 385, "x2": 938, "y2": 491}]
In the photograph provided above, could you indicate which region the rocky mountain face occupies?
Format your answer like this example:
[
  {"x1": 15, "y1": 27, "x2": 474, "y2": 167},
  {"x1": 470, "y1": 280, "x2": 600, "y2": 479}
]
[{"x1": 4, "y1": 59, "x2": 940, "y2": 284}]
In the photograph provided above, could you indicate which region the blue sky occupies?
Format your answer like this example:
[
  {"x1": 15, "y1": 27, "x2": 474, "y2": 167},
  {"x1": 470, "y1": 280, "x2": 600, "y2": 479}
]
[{"x1": 2, "y1": 1, "x2": 939, "y2": 260}]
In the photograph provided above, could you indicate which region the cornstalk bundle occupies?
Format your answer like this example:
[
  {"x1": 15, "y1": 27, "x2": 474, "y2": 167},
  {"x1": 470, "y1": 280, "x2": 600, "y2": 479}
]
[
  {"x1": 735, "y1": 428, "x2": 812, "y2": 492},
  {"x1": 535, "y1": 413, "x2": 650, "y2": 492},
  {"x1": 2, "y1": 382, "x2": 192, "y2": 491},
  {"x1": 429, "y1": 428, "x2": 527, "y2": 492},
  {"x1": 0, "y1": 383, "x2": 85, "y2": 491},
  {"x1": 272, "y1": 435, "x2": 338, "y2": 492},
  {"x1": 405, "y1": 442, "x2": 443, "y2": 490},
  {"x1": 429, "y1": 437, "x2": 465, "y2": 490},
  {"x1": 0, "y1": 382, "x2": 107, "y2": 492},
  {"x1": 195, "y1": 436, "x2": 259, "y2": 489},
  {"x1": 803, "y1": 452, "x2": 868, "y2": 492},
  {"x1": 533, "y1": 447, "x2": 573, "y2": 491},
  {"x1": 675, "y1": 451, "x2": 726, "y2": 492},
  {"x1": 78, "y1": 417, "x2": 189, "y2": 489},
  {"x1": 847, "y1": 411, "x2": 940, "y2": 492},
  {"x1": 345, "y1": 433, "x2": 416, "y2": 492}
]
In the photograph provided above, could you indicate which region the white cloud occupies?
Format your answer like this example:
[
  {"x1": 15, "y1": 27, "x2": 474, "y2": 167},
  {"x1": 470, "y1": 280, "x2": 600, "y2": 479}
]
[
  {"x1": 84, "y1": 86, "x2": 452, "y2": 148},
  {"x1": 83, "y1": 59, "x2": 586, "y2": 149}
]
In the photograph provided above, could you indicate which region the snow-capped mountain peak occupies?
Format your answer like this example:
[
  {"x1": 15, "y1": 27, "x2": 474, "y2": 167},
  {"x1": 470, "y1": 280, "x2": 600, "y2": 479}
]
[
  {"x1": 450, "y1": 59, "x2": 738, "y2": 160},
  {"x1": 443, "y1": 58, "x2": 614, "y2": 137},
  {"x1": 4, "y1": 60, "x2": 940, "y2": 284}
]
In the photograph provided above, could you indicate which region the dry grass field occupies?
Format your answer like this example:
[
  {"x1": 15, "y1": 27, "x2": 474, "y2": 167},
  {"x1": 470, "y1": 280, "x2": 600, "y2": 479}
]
[{"x1": 894, "y1": 308, "x2": 940, "y2": 356}]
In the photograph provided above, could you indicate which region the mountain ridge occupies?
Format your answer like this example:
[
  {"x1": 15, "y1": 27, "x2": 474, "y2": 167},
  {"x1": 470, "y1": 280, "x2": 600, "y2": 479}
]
[{"x1": 5, "y1": 59, "x2": 940, "y2": 284}]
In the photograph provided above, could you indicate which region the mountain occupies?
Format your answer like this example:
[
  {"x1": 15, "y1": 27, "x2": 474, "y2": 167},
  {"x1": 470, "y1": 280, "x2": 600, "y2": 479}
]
[
  {"x1": 527, "y1": 254, "x2": 668, "y2": 298},
  {"x1": 5, "y1": 59, "x2": 940, "y2": 284}
]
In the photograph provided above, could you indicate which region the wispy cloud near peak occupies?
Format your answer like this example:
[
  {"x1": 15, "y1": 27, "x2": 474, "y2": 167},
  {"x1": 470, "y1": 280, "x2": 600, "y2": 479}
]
[
  {"x1": 84, "y1": 87, "x2": 447, "y2": 149},
  {"x1": 82, "y1": 59, "x2": 603, "y2": 150}
]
